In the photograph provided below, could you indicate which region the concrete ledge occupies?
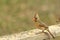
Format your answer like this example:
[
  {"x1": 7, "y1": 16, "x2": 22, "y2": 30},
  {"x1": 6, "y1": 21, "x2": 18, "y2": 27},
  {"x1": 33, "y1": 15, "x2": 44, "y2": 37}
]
[{"x1": 0, "y1": 24, "x2": 60, "y2": 40}]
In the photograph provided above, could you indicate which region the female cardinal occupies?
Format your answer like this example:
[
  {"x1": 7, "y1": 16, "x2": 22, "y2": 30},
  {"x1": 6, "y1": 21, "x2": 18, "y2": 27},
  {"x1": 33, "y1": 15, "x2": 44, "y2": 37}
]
[{"x1": 32, "y1": 13, "x2": 55, "y2": 38}]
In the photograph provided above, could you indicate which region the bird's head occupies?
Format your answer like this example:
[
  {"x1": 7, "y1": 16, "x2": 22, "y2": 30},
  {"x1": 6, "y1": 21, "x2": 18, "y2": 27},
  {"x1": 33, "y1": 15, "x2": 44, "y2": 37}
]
[{"x1": 32, "y1": 13, "x2": 40, "y2": 22}]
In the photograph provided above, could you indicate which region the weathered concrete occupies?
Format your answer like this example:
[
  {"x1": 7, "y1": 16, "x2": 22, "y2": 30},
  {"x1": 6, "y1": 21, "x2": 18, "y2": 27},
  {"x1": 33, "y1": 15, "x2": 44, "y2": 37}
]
[{"x1": 0, "y1": 24, "x2": 60, "y2": 40}]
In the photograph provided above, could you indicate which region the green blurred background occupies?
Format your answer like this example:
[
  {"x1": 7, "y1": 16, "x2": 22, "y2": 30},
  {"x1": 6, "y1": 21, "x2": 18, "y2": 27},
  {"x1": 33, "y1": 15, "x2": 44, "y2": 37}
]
[{"x1": 0, "y1": 0, "x2": 60, "y2": 38}]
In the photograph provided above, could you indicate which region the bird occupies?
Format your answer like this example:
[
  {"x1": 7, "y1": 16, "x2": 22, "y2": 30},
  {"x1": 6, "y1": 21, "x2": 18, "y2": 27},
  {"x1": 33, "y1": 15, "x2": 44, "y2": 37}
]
[{"x1": 32, "y1": 13, "x2": 55, "y2": 39}]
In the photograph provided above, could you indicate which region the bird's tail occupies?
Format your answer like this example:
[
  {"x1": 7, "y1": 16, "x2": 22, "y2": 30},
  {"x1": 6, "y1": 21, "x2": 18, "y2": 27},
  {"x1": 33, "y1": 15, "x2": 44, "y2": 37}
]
[{"x1": 47, "y1": 29, "x2": 55, "y2": 39}]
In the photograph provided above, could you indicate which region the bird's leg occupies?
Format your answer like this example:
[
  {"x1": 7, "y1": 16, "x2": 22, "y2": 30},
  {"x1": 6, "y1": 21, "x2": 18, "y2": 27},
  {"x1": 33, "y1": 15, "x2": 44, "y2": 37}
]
[
  {"x1": 38, "y1": 30, "x2": 51, "y2": 40},
  {"x1": 43, "y1": 31, "x2": 51, "y2": 40},
  {"x1": 41, "y1": 27, "x2": 55, "y2": 39},
  {"x1": 41, "y1": 29, "x2": 55, "y2": 39}
]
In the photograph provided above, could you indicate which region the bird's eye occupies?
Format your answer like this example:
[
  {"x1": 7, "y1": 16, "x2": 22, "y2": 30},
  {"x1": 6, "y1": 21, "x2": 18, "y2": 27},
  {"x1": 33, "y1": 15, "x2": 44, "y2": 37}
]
[{"x1": 35, "y1": 17, "x2": 37, "y2": 19}]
